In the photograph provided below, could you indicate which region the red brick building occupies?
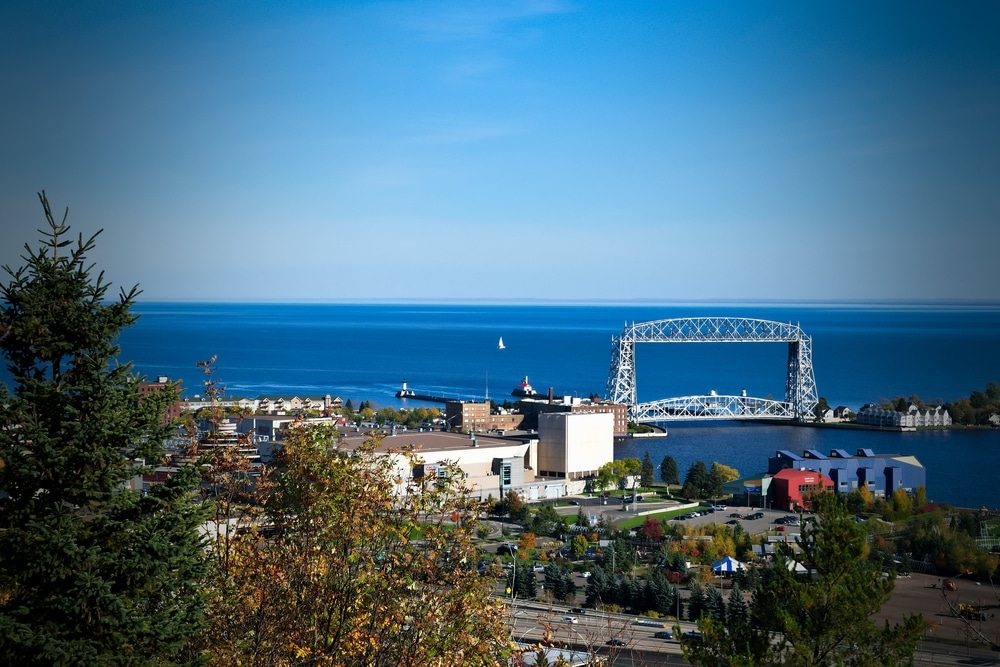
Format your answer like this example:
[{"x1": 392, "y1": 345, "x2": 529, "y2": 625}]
[
  {"x1": 138, "y1": 375, "x2": 182, "y2": 423},
  {"x1": 770, "y1": 468, "x2": 834, "y2": 511}
]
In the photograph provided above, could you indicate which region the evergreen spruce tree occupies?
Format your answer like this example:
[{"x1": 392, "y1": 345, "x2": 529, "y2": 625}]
[
  {"x1": 660, "y1": 455, "x2": 679, "y2": 485},
  {"x1": 0, "y1": 193, "x2": 209, "y2": 665},
  {"x1": 687, "y1": 583, "x2": 706, "y2": 621},
  {"x1": 703, "y1": 585, "x2": 725, "y2": 621},
  {"x1": 640, "y1": 451, "x2": 655, "y2": 487},
  {"x1": 726, "y1": 582, "x2": 749, "y2": 626}
]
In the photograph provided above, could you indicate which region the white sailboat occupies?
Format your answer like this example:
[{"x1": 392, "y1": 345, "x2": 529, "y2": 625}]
[{"x1": 497, "y1": 336, "x2": 505, "y2": 350}]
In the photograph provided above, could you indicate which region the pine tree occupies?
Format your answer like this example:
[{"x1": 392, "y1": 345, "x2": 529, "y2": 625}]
[
  {"x1": 703, "y1": 586, "x2": 725, "y2": 621},
  {"x1": 0, "y1": 193, "x2": 209, "y2": 664},
  {"x1": 687, "y1": 584, "x2": 706, "y2": 621},
  {"x1": 641, "y1": 451, "x2": 655, "y2": 487},
  {"x1": 660, "y1": 454, "x2": 680, "y2": 485},
  {"x1": 726, "y1": 582, "x2": 749, "y2": 625},
  {"x1": 682, "y1": 461, "x2": 709, "y2": 499},
  {"x1": 680, "y1": 493, "x2": 926, "y2": 666}
]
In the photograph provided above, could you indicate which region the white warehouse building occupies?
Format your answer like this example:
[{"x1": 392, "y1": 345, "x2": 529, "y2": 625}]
[
  {"x1": 536, "y1": 411, "x2": 614, "y2": 482},
  {"x1": 343, "y1": 411, "x2": 615, "y2": 501}
]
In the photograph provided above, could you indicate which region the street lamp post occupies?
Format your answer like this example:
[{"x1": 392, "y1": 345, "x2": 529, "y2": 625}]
[{"x1": 444, "y1": 413, "x2": 462, "y2": 432}]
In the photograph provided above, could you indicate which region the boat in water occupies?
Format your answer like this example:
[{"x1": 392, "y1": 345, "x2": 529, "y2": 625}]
[
  {"x1": 497, "y1": 336, "x2": 505, "y2": 350},
  {"x1": 511, "y1": 376, "x2": 537, "y2": 398}
]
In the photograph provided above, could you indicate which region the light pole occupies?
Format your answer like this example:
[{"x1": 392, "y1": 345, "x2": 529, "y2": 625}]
[{"x1": 444, "y1": 413, "x2": 462, "y2": 432}]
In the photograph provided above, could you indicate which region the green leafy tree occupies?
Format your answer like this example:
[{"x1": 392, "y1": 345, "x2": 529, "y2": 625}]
[
  {"x1": 528, "y1": 502, "x2": 560, "y2": 536},
  {"x1": 641, "y1": 451, "x2": 656, "y2": 487},
  {"x1": 597, "y1": 458, "x2": 641, "y2": 493},
  {"x1": 0, "y1": 193, "x2": 209, "y2": 664},
  {"x1": 986, "y1": 381, "x2": 1000, "y2": 402},
  {"x1": 660, "y1": 455, "x2": 679, "y2": 485},
  {"x1": 679, "y1": 493, "x2": 926, "y2": 666}
]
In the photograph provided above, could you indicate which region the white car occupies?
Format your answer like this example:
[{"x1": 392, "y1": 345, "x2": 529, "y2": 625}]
[
  {"x1": 562, "y1": 616, "x2": 578, "y2": 624},
  {"x1": 581, "y1": 571, "x2": 592, "y2": 578}
]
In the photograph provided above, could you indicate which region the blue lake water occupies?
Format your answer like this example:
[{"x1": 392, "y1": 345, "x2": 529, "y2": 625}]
[{"x1": 16, "y1": 301, "x2": 1000, "y2": 509}]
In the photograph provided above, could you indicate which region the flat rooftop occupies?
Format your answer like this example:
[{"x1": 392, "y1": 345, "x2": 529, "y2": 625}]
[{"x1": 339, "y1": 429, "x2": 527, "y2": 454}]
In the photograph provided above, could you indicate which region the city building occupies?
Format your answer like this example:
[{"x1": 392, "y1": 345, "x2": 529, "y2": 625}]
[
  {"x1": 855, "y1": 403, "x2": 951, "y2": 429},
  {"x1": 138, "y1": 375, "x2": 182, "y2": 423},
  {"x1": 345, "y1": 429, "x2": 553, "y2": 500},
  {"x1": 339, "y1": 411, "x2": 615, "y2": 501},
  {"x1": 443, "y1": 400, "x2": 525, "y2": 434},
  {"x1": 768, "y1": 448, "x2": 925, "y2": 499},
  {"x1": 518, "y1": 396, "x2": 628, "y2": 436},
  {"x1": 536, "y1": 411, "x2": 614, "y2": 481},
  {"x1": 769, "y1": 468, "x2": 834, "y2": 511}
]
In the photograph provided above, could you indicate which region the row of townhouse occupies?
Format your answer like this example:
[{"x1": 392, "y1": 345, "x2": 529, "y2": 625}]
[
  {"x1": 181, "y1": 394, "x2": 344, "y2": 414},
  {"x1": 855, "y1": 403, "x2": 952, "y2": 428}
]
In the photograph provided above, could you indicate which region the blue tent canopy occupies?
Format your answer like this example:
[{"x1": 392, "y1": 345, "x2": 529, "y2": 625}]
[{"x1": 712, "y1": 556, "x2": 743, "y2": 573}]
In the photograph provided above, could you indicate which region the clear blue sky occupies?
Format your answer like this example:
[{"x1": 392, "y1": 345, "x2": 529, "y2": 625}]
[{"x1": 1, "y1": 1, "x2": 997, "y2": 302}]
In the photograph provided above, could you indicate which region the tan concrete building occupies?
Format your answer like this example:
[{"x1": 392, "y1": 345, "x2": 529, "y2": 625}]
[{"x1": 536, "y1": 411, "x2": 614, "y2": 481}]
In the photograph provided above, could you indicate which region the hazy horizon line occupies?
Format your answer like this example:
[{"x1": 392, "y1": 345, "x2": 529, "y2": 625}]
[{"x1": 132, "y1": 297, "x2": 1000, "y2": 309}]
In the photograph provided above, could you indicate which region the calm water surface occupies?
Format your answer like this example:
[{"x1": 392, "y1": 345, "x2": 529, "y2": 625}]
[{"x1": 11, "y1": 301, "x2": 995, "y2": 509}]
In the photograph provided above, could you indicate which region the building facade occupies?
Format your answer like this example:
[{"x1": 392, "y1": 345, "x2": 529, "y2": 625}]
[
  {"x1": 443, "y1": 400, "x2": 525, "y2": 434},
  {"x1": 518, "y1": 397, "x2": 628, "y2": 435},
  {"x1": 536, "y1": 411, "x2": 613, "y2": 481},
  {"x1": 769, "y1": 468, "x2": 834, "y2": 511},
  {"x1": 768, "y1": 448, "x2": 926, "y2": 499},
  {"x1": 855, "y1": 404, "x2": 952, "y2": 429}
]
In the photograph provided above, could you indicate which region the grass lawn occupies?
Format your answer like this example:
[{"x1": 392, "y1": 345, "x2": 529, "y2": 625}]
[{"x1": 616, "y1": 508, "x2": 691, "y2": 531}]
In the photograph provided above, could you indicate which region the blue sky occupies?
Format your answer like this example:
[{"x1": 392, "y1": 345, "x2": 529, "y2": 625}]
[{"x1": 1, "y1": 1, "x2": 997, "y2": 302}]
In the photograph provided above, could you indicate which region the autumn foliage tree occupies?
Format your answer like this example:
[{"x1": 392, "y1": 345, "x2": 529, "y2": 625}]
[{"x1": 202, "y1": 422, "x2": 510, "y2": 666}]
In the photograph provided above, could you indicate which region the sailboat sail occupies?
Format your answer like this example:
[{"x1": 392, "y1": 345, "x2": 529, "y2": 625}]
[{"x1": 497, "y1": 337, "x2": 505, "y2": 350}]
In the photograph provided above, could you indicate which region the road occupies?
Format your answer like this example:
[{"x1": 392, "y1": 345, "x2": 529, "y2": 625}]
[
  {"x1": 506, "y1": 599, "x2": 1000, "y2": 666},
  {"x1": 497, "y1": 498, "x2": 1000, "y2": 666}
]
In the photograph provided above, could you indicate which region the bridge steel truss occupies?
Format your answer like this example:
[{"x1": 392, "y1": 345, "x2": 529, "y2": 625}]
[{"x1": 605, "y1": 317, "x2": 819, "y2": 422}]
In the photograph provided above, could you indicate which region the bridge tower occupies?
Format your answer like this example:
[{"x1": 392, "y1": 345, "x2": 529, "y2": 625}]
[{"x1": 605, "y1": 317, "x2": 819, "y2": 422}]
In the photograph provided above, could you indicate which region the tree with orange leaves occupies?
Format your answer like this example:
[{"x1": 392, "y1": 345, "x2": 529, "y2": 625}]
[{"x1": 202, "y1": 422, "x2": 511, "y2": 666}]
